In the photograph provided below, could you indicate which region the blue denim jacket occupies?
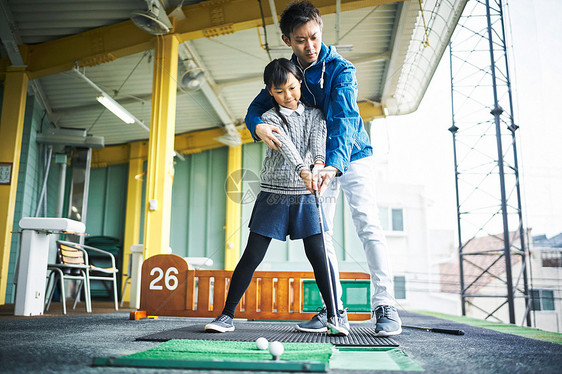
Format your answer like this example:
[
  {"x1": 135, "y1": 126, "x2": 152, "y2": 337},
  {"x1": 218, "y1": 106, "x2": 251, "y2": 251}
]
[{"x1": 245, "y1": 43, "x2": 372, "y2": 175}]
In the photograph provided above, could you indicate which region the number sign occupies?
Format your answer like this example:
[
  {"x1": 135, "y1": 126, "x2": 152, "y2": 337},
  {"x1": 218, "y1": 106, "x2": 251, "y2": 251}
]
[
  {"x1": 140, "y1": 254, "x2": 189, "y2": 315},
  {"x1": 0, "y1": 163, "x2": 12, "y2": 185}
]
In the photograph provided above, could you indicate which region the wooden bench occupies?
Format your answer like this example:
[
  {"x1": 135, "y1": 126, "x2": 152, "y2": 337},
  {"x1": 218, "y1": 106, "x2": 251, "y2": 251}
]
[{"x1": 136, "y1": 254, "x2": 371, "y2": 321}]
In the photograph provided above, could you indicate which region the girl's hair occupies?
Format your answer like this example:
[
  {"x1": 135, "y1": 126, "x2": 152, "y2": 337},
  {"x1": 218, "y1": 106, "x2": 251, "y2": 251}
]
[
  {"x1": 263, "y1": 58, "x2": 303, "y2": 91},
  {"x1": 263, "y1": 58, "x2": 303, "y2": 126}
]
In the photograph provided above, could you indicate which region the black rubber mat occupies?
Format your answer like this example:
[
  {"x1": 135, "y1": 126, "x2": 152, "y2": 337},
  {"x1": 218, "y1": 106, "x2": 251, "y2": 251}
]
[{"x1": 137, "y1": 322, "x2": 398, "y2": 347}]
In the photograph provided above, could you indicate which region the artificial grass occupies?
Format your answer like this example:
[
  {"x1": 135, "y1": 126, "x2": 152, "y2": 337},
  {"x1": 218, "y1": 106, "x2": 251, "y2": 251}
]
[
  {"x1": 122, "y1": 339, "x2": 334, "y2": 363},
  {"x1": 330, "y1": 347, "x2": 424, "y2": 372},
  {"x1": 98, "y1": 339, "x2": 424, "y2": 372},
  {"x1": 412, "y1": 310, "x2": 562, "y2": 344}
]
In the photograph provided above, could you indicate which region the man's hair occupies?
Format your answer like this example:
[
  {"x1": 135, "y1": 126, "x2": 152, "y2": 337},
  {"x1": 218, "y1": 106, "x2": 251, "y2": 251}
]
[{"x1": 279, "y1": 1, "x2": 323, "y2": 38}]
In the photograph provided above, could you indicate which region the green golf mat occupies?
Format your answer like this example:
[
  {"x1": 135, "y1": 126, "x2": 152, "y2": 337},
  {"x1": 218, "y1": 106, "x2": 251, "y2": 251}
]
[
  {"x1": 93, "y1": 339, "x2": 332, "y2": 372},
  {"x1": 330, "y1": 347, "x2": 424, "y2": 371}
]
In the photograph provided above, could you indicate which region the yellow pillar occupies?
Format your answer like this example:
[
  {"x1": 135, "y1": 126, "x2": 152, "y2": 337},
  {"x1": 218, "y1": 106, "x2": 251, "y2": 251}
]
[
  {"x1": 224, "y1": 145, "x2": 242, "y2": 270},
  {"x1": 143, "y1": 35, "x2": 179, "y2": 259},
  {"x1": 0, "y1": 67, "x2": 29, "y2": 303},
  {"x1": 121, "y1": 141, "x2": 145, "y2": 301}
]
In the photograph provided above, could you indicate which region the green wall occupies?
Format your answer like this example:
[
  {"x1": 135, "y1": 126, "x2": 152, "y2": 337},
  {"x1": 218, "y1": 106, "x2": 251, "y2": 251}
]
[
  {"x1": 85, "y1": 148, "x2": 229, "y2": 271},
  {"x1": 170, "y1": 148, "x2": 228, "y2": 269},
  {"x1": 6, "y1": 95, "x2": 61, "y2": 303},
  {"x1": 86, "y1": 164, "x2": 128, "y2": 242},
  {"x1": 137, "y1": 148, "x2": 228, "y2": 268}
]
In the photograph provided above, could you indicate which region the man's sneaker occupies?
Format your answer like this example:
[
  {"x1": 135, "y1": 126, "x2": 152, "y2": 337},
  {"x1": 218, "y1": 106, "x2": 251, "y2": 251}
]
[
  {"x1": 373, "y1": 305, "x2": 402, "y2": 336},
  {"x1": 204, "y1": 314, "x2": 235, "y2": 333},
  {"x1": 296, "y1": 307, "x2": 327, "y2": 332},
  {"x1": 296, "y1": 307, "x2": 350, "y2": 333},
  {"x1": 327, "y1": 314, "x2": 350, "y2": 336}
]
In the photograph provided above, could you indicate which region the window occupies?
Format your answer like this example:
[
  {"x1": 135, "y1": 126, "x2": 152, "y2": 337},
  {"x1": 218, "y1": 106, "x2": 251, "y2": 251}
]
[
  {"x1": 394, "y1": 276, "x2": 406, "y2": 299},
  {"x1": 392, "y1": 209, "x2": 404, "y2": 231},
  {"x1": 379, "y1": 207, "x2": 404, "y2": 232},
  {"x1": 541, "y1": 250, "x2": 562, "y2": 267},
  {"x1": 530, "y1": 289, "x2": 555, "y2": 311}
]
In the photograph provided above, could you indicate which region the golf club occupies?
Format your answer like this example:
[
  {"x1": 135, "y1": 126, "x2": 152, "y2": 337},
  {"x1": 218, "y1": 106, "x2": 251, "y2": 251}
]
[{"x1": 313, "y1": 188, "x2": 340, "y2": 333}]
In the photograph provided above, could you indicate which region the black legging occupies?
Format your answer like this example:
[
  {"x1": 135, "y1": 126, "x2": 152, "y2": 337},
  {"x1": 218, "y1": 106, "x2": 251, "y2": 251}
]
[{"x1": 221, "y1": 232, "x2": 337, "y2": 319}]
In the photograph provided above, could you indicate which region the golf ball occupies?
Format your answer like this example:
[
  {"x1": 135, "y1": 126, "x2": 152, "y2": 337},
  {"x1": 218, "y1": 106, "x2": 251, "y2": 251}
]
[
  {"x1": 269, "y1": 341, "x2": 284, "y2": 359},
  {"x1": 256, "y1": 337, "x2": 268, "y2": 350}
]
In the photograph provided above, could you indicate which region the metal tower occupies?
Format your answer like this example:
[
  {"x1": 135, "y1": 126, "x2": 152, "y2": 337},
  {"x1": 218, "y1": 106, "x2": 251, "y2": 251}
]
[{"x1": 448, "y1": 0, "x2": 530, "y2": 326}]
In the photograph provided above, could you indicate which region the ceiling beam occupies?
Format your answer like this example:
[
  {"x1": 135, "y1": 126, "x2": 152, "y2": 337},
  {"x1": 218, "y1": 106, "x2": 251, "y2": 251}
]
[
  {"x1": 358, "y1": 100, "x2": 385, "y2": 121},
  {"x1": 20, "y1": 0, "x2": 404, "y2": 79},
  {"x1": 0, "y1": 0, "x2": 24, "y2": 66},
  {"x1": 215, "y1": 51, "x2": 391, "y2": 90},
  {"x1": 0, "y1": 0, "x2": 55, "y2": 122},
  {"x1": 54, "y1": 89, "x2": 387, "y2": 123}
]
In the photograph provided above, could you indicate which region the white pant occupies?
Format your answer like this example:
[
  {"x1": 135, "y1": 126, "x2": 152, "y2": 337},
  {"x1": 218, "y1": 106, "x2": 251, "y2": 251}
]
[{"x1": 321, "y1": 156, "x2": 394, "y2": 310}]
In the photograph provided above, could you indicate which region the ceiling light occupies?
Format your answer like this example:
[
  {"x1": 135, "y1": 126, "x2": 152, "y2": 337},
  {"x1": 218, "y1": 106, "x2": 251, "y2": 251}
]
[
  {"x1": 96, "y1": 93, "x2": 135, "y2": 124},
  {"x1": 73, "y1": 67, "x2": 149, "y2": 131}
]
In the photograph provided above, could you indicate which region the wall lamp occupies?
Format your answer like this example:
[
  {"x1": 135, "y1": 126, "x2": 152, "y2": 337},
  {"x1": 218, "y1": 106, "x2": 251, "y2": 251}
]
[{"x1": 73, "y1": 66, "x2": 149, "y2": 132}]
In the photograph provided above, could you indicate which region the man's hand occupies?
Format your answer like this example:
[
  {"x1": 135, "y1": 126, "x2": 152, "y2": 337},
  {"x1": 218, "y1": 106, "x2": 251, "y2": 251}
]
[
  {"x1": 317, "y1": 166, "x2": 338, "y2": 195},
  {"x1": 300, "y1": 169, "x2": 315, "y2": 194},
  {"x1": 311, "y1": 162, "x2": 324, "y2": 192},
  {"x1": 255, "y1": 123, "x2": 282, "y2": 151}
]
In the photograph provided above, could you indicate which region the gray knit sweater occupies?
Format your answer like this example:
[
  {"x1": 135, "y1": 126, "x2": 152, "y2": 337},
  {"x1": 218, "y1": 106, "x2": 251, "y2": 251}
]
[{"x1": 259, "y1": 103, "x2": 326, "y2": 195}]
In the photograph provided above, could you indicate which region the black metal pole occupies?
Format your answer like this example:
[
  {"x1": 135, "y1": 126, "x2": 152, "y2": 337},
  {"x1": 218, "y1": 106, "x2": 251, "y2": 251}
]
[
  {"x1": 485, "y1": 0, "x2": 516, "y2": 324},
  {"x1": 448, "y1": 41, "x2": 466, "y2": 316},
  {"x1": 509, "y1": 125, "x2": 531, "y2": 327},
  {"x1": 496, "y1": 0, "x2": 532, "y2": 327}
]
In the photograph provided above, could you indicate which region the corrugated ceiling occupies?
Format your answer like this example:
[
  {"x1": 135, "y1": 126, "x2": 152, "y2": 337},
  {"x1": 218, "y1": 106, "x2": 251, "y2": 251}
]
[{"x1": 0, "y1": 0, "x2": 466, "y2": 145}]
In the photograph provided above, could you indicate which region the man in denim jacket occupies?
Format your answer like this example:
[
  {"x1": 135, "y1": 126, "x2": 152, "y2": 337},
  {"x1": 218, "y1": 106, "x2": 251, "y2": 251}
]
[{"x1": 245, "y1": 1, "x2": 401, "y2": 336}]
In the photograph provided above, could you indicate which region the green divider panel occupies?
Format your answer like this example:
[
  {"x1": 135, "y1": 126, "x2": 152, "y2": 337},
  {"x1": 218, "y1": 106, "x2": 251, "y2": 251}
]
[{"x1": 303, "y1": 279, "x2": 371, "y2": 312}]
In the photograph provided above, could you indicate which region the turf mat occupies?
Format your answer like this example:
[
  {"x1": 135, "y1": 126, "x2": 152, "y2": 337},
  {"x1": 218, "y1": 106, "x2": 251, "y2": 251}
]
[
  {"x1": 137, "y1": 321, "x2": 398, "y2": 347},
  {"x1": 330, "y1": 347, "x2": 424, "y2": 371},
  {"x1": 124, "y1": 339, "x2": 333, "y2": 362},
  {"x1": 93, "y1": 339, "x2": 332, "y2": 372}
]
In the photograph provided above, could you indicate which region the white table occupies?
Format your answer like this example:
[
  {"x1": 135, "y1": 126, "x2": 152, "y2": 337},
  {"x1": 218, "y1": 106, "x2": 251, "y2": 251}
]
[{"x1": 15, "y1": 218, "x2": 85, "y2": 316}]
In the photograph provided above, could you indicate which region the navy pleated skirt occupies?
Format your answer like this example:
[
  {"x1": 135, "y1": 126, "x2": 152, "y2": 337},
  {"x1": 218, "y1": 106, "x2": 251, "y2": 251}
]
[{"x1": 248, "y1": 191, "x2": 329, "y2": 241}]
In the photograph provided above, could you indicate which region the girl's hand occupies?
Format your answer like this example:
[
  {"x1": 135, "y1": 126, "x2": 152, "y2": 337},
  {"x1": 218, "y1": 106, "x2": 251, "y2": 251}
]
[
  {"x1": 255, "y1": 123, "x2": 282, "y2": 151},
  {"x1": 300, "y1": 169, "x2": 315, "y2": 194},
  {"x1": 318, "y1": 166, "x2": 338, "y2": 195},
  {"x1": 311, "y1": 162, "x2": 324, "y2": 191}
]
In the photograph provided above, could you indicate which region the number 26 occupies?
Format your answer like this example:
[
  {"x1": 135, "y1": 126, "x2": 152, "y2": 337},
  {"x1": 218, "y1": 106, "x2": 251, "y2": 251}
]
[{"x1": 149, "y1": 267, "x2": 179, "y2": 290}]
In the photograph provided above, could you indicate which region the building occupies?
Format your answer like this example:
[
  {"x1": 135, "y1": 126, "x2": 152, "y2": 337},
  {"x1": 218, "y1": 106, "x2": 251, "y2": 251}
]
[{"x1": 437, "y1": 231, "x2": 562, "y2": 333}]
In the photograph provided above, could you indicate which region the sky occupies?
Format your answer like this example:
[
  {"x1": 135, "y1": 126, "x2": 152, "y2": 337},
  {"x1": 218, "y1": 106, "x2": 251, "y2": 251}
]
[{"x1": 370, "y1": 0, "x2": 562, "y2": 239}]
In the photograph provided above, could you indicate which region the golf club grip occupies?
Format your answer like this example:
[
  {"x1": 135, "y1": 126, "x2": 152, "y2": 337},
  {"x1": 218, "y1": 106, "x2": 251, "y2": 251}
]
[
  {"x1": 403, "y1": 325, "x2": 465, "y2": 335},
  {"x1": 431, "y1": 328, "x2": 464, "y2": 335}
]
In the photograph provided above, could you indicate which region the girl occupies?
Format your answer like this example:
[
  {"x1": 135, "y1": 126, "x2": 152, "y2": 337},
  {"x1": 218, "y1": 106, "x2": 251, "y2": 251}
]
[{"x1": 204, "y1": 58, "x2": 349, "y2": 336}]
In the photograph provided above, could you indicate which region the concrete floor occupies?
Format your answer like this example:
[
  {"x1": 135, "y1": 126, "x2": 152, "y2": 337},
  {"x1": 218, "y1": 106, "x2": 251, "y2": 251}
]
[{"x1": 0, "y1": 302, "x2": 561, "y2": 373}]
